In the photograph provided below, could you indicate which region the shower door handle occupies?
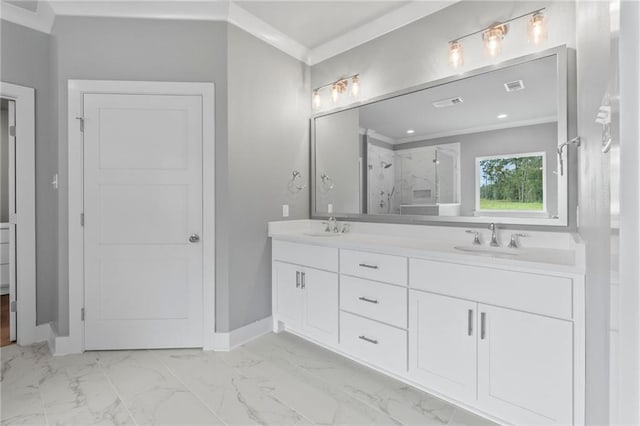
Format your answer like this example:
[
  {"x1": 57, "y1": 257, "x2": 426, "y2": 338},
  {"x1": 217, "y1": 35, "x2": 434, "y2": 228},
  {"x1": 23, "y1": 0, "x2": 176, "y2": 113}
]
[{"x1": 189, "y1": 234, "x2": 200, "y2": 243}]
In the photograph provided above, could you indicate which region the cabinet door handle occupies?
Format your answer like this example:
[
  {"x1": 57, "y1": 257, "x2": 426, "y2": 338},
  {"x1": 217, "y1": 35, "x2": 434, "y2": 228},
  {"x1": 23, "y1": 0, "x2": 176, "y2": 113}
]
[
  {"x1": 468, "y1": 309, "x2": 473, "y2": 336},
  {"x1": 358, "y1": 296, "x2": 379, "y2": 304},
  {"x1": 358, "y1": 335, "x2": 378, "y2": 345},
  {"x1": 480, "y1": 312, "x2": 486, "y2": 340},
  {"x1": 358, "y1": 263, "x2": 379, "y2": 269},
  {"x1": 296, "y1": 271, "x2": 301, "y2": 288},
  {"x1": 301, "y1": 272, "x2": 306, "y2": 289}
]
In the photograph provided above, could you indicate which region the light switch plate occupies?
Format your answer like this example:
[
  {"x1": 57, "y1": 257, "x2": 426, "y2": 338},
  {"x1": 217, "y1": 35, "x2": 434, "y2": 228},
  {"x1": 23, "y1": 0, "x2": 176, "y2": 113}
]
[
  {"x1": 282, "y1": 204, "x2": 289, "y2": 217},
  {"x1": 328, "y1": 203, "x2": 333, "y2": 213}
]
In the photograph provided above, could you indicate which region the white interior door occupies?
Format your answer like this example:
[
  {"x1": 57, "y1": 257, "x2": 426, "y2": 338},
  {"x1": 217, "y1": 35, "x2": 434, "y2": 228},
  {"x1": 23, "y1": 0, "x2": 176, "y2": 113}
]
[
  {"x1": 8, "y1": 99, "x2": 16, "y2": 342},
  {"x1": 83, "y1": 93, "x2": 204, "y2": 350}
]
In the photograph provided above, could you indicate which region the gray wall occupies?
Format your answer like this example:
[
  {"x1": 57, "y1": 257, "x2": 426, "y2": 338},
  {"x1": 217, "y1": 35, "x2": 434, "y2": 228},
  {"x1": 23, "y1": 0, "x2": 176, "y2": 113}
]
[
  {"x1": 225, "y1": 24, "x2": 309, "y2": 331},
  {"x1": 51, "y1": 17, "x2": 229, "y2": 335},
  {"x1": 1, "y1": 20, "x2": 58, "y2": 326},
  {"x1": 576, "y1": 1, "x2": 615, "y2": 424},
  {"x1": 396, "y1": 123, "x2": 558, "y2": 217}
]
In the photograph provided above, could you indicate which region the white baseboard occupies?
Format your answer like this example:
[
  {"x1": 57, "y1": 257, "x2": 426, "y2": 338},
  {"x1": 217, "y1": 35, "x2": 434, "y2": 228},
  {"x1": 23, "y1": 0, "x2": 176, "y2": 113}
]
[{"x1": 206, "y1": 316, "x2": 273, "y2": 351}]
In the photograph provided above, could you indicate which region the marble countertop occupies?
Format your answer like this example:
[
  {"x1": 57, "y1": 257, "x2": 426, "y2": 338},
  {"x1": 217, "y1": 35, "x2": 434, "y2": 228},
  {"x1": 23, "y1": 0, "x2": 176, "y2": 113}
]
[{"x1": 268, "y1": 221, "x2": 585, "y2": 276}]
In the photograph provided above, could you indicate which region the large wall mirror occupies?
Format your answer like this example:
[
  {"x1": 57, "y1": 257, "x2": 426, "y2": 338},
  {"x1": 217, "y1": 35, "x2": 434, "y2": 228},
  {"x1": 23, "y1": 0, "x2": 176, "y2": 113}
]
[{"x1": 312, "y1": 46, "x2": 575, "y2": 226}]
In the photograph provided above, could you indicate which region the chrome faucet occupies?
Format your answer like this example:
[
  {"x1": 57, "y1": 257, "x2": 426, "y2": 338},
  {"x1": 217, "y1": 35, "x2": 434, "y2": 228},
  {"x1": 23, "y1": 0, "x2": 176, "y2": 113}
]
[
  {"x1": 488, "y1": 223, "x2": 500, "y2": 247},
  {"x1": 465, "y1": 230, "x2": 481, "y2": 245},
  {"x1": 327, "y1": 216, "x2": 339, "y2": 233},
  {"x1": 508, "y1": 233, "x2": 528, "y2": 249}
]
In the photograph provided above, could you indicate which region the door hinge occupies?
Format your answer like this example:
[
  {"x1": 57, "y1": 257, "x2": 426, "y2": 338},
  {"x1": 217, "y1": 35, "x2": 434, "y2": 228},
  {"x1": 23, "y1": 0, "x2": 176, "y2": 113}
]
[
  {"x1": 80, "y1": 213, "x2": 84, "y2": 226},
  {"x1": 10, "y1": 300, "x2": 17, "y2": 313},
  {"x1": 9, "y1": 125, "x2": 16, "y2": 137},
  {"x1": 81, "y1": 308, "x2": 85, "y2": 321},
  {"x1": 76, "y1": 116, "x2": 85, "y2": 132}
]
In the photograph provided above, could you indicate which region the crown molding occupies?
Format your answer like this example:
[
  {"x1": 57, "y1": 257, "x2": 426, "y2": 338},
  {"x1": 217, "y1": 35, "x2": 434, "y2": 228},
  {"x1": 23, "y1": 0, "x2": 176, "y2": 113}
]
[
  {"x1": 1, "y1": 0, "x2": 456, "y2": 66},
  {"x1": 48, "y1": 1, "x2": 229, "y2": 21},
  {"x1": 227, "y1": 2, "x2": 309, "y2": 64},
  {"x1": 1, "y1": 0, "x2": 55, "y2": 33},
  {"x1": 308, "y1": 1, "x2": 457, "y2": 66}
]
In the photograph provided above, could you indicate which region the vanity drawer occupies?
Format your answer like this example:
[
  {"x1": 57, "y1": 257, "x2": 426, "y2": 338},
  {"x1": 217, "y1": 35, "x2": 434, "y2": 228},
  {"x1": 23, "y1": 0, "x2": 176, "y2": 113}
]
[
  {"x1": 340, "y1": 311, "x2": 407, "y2": 374},
  {"x1": 272, "y1": 240, "x2": 338, "y2": 272},
  {"x1": 340, "y1": 276, "x2": 407, "y2": 329},
  {"x1": 410, "y1": 258, "x2": 573, "y2": 319},
  {"x1": 340, "y1": 249, "x2": 407, "y2": 285}
]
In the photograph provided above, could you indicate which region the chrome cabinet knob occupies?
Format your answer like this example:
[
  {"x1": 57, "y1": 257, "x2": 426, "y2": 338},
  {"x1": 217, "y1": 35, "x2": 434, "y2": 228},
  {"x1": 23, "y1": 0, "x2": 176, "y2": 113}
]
[{"x1": 189, "y1": 234, "x2": 200, "y2": 243}]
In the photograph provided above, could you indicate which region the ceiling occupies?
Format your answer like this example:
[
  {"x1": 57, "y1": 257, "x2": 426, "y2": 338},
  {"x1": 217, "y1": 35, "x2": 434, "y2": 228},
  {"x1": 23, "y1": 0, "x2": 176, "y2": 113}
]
[
  {"x1": 235, "y1": 1, "x2": 409, "y2": 49},
  {"x1": 359, "y1": 54, "x2": 558, "y2": 143},
  {"x1": 0, "y1": 0, "x2": 457, "y2": 64}
]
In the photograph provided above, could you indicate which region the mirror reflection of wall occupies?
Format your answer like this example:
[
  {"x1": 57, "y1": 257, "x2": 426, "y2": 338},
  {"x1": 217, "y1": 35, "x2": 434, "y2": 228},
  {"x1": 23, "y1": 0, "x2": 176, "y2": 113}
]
[{"x1": 315, "y1": 108, "x2": 361, "y2": 214}]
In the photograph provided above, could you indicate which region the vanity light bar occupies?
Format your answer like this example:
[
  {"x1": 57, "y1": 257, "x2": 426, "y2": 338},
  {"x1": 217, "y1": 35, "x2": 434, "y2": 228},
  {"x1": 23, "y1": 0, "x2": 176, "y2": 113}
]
[
  {"x1": 448, "y1": 8, "x2": 547, "y2": 69},
  {"x1": 312, "y1": 74, "x2": 361, "y2": 109}
]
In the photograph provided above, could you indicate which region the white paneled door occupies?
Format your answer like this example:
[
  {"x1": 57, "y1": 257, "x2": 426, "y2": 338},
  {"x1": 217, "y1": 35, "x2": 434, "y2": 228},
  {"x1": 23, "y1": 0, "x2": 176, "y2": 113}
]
[{"x1": 83, "y1": 94, "x2": 203, "y2": 350}]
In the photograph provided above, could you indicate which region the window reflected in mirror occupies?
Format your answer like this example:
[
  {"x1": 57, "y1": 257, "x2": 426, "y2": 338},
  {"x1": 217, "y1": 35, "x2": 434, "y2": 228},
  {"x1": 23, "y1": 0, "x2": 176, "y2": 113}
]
[{"x1": 477, "y1": 152, "x2": 546, "y2": 213}]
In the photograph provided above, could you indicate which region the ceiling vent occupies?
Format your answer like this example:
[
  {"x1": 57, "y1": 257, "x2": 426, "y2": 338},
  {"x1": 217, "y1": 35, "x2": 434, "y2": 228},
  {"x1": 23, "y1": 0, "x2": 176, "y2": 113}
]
[
  {"x1": 504, "y1": 80, "x2": 525, "y2": 92},
  {"x1": 432, "y1": 97, "x2": 464, "y2": 108}
]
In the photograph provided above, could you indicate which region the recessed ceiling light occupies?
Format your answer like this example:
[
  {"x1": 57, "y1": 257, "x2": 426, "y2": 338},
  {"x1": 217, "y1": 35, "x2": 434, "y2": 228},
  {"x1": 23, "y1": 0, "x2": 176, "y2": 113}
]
[
  {"x1": 406, "y1": 129, "x2": 415, "y2": 134},
  {"x1": 497, "y1": 113, "x2": 508, "y2": 119}
]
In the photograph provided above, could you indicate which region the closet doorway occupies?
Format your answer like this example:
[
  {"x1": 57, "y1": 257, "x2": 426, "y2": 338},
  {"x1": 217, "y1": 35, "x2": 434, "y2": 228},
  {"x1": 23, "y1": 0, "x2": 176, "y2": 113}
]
[
  {"x1": 0, "y1": 82, "x2": 37, "y2": 347},
  {"x1": 1, "y1": 98, "x2": 16, "y2": 346}
]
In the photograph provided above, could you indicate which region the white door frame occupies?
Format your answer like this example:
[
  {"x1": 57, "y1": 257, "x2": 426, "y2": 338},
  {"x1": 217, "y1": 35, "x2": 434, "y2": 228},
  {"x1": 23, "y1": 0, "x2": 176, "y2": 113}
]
[
  {"x1": 64, "y1": 80, "x2": 215, "y2": 354},
  {"x1": 0, "y1": 82, "x2": 37, "y2": 345}
]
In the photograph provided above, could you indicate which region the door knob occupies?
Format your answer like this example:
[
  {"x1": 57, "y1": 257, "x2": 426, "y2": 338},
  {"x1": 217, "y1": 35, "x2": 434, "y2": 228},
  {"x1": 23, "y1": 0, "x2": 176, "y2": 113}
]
[{"x1": 189, "y1": 234, "x2": 200, "y2": 243}]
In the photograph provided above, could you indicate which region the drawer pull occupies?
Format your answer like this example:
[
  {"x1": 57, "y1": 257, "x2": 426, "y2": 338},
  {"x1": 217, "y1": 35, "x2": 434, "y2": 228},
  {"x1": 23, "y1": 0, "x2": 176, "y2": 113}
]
[
  {"x1": 301, "y1": 271, "x2": 306, "y2": 289},
  {"x1": 296, "y1": 271, "x2": 301, "y2": 288},
  {"x1": 481, "y1": 312, "x2": 487, "y2": 340},
  {"x1": 358, "y1": 296, "x2": 379, "y2": 304},
  {"x1": 358, "y1": 335, "x2": 379, "y2": 345},
  {"x1": 468, "y1": 309, "x2": 473, "y2": 336},
  {"x1": 358, "y1": 263, "x2": 379, "y2": 269}
]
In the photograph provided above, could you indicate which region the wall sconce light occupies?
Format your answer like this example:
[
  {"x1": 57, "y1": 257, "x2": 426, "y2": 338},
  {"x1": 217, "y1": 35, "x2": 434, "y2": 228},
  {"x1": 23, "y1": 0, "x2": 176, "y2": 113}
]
[
  {"x1": 448, "y1": 40, "x2": 464, "y2": 68},
  {"x1": 528, "y1": 12, "x2": 548, "y2": 45},
  {"x1": 482, "y1": 24, "x2": 508, "y2": 57},
  {"x1": 312, "y1": 74, "x2": 361, "y2": 109},
  {"x1": 447, "y1": 8, "x2": 547, "y2": 68}
]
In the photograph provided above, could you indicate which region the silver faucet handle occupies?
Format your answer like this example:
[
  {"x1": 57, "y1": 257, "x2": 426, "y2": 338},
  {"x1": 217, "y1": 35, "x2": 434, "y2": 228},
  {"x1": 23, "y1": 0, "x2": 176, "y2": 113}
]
[
  {"x1": 508, "y1": 233, "x2": 529, "y2": 249},
  {"x1": 341, "y1": 223, "x2": 350, "y2": 234},
  {"x1": 322, "y1": 221, "x2": 331, "y2": 232},
  {"x1": 465, "y1": 230, "x2": 481, "y2": 245}
]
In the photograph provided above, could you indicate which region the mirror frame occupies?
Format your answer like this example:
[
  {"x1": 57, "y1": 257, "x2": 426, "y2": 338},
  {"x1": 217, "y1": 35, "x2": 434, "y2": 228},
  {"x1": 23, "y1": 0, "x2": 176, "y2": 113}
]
[{"x1": 311, "y1": 45, "x2": 576, "y2": 228}]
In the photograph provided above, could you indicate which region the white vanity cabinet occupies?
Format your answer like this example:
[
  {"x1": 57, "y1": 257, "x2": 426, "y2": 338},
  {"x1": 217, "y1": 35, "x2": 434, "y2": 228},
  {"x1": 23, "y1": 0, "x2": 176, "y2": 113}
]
[
  {"x1": 272, "y1": 241, "x2": 339, "y2": 347},
  {"x1": 270, "y1": 235, "x2": 584, "y2": 426},
  {"x1": 409, "y1": 258, "x2": 577, "y2": 425},
  {"x1": 409, "y1": 291, "x2": 478, "y2": 405}
]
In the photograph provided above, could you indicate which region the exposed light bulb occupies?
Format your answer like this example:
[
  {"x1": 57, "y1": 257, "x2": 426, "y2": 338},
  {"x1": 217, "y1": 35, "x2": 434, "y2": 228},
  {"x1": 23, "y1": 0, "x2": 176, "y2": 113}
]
[
  {"x1": 497, "y1": 113, "x2": 508, "y2": 119},
  {"x1": 331, "y1": 84, "x2": 339, "y2": 103},
  {"x1": 448, "y1": 41, "x2": 464, "y2": 69},
  {"x1": 312, "y1": 89, "x2": 321, "y2": 109},
  {"x1": 528, "y1": 12, "x2": 548, "y2": 45},
  {"x1": 406, "y1": 129, "x2": 415, "y2": 134},
  {"x1": 350, "y1": 75, "x2": 360, "y2": 97},
  {"x1": 483, "y1": 24, "x2": 507, "y2": 57}
]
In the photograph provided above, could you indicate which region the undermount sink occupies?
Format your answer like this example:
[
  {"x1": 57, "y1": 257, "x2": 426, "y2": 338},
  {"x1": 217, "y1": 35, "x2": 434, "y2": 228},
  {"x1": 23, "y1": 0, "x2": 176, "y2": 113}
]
[
  {"x1": 454, "y1": 245, "x2": 519, "y2": 257},
  {"x1": 303, "y1": 232, "x2": 342, "y2": 237}
]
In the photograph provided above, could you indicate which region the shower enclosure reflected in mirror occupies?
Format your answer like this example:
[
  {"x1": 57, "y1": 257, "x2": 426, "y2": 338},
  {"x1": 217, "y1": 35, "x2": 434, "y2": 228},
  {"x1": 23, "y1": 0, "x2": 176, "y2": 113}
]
[{"x1": 312, "y1": 46, "x2": 575, "y2": 226}]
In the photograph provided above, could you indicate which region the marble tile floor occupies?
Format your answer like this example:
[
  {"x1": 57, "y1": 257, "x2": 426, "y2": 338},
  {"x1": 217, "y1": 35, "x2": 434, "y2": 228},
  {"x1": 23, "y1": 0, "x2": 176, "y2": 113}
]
[{"x1": 1, "y1": 332, "x2": 497, "y2": 426}]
